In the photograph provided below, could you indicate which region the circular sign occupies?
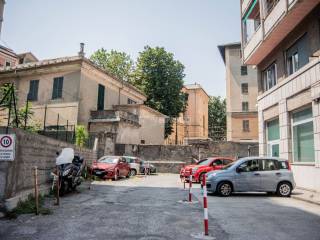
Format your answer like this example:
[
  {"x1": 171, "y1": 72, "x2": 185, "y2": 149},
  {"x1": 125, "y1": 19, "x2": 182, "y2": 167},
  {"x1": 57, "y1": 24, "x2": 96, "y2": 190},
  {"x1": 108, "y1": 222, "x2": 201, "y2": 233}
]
[{"x1": 0, "y1": 136, "x2": 12, "y2": 148}]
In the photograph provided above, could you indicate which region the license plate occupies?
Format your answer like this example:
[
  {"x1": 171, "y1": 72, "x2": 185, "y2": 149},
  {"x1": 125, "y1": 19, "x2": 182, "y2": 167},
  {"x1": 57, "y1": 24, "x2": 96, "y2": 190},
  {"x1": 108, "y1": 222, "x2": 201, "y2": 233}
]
[{"x1": 95, "y1": 171, "x2": 103, "y2": 175}]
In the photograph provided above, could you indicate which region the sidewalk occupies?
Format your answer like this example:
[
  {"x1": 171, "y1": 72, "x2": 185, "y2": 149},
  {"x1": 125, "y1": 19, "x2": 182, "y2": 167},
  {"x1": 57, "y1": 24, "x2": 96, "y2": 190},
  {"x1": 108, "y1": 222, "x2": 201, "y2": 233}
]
[{"x1": 292, "y1": 188, "x2": 320, "y2": 205}]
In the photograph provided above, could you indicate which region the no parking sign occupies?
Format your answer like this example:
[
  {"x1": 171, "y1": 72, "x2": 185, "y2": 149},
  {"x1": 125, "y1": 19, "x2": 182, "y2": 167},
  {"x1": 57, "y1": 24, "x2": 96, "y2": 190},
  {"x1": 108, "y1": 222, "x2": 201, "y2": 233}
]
[{"x1": 0, "y1": 134, "x2": 15, "y2": 161}]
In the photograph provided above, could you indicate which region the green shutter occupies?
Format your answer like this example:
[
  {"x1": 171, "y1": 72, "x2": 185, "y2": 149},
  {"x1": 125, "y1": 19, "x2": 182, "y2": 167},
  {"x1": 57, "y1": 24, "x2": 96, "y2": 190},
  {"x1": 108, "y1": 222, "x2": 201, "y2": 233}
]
[{"x1": 97, "y1": 84, "x2": 105, "y2": 110}]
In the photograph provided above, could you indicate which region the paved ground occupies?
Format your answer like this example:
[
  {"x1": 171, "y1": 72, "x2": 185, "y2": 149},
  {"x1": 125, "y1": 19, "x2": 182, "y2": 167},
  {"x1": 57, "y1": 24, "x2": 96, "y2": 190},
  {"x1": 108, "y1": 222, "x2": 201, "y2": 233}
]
[{"x1": 1, "y1": 174, "x2": 320, "y2": 240}]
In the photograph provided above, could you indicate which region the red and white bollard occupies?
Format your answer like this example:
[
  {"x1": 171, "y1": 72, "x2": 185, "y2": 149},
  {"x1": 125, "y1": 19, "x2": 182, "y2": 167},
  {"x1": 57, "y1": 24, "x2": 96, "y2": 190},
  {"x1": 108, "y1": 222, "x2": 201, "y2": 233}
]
[
  {"x1": 189, "y1": 174, "x2": 193, "y2": 202},
  {"x1": 202, "y1": 174, "x2": 209, "y2": 236}
]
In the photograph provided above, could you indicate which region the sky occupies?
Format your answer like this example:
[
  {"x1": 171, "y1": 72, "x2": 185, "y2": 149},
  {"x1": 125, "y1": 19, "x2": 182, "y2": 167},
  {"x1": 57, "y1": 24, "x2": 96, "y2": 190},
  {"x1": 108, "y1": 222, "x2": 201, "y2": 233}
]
[{"x1": 1, "y1": 0, "x2": 241, "y2": 97}]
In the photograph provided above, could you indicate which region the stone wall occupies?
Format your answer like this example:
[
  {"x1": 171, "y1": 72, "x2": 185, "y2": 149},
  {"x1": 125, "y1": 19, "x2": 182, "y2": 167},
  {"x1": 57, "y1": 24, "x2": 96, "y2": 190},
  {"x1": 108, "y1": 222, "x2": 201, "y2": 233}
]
[
  {"x1": 115, "y1": 141, "x2": 258, "y2": 173},
  {"x1": 0, "y1": 128, "x2": 97, "y2": 210}
]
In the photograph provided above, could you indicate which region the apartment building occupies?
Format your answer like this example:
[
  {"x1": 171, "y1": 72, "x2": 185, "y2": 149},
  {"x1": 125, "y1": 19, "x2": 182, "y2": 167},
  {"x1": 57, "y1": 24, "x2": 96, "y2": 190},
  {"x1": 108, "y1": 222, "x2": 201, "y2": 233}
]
[
  {"x1": 240, "y1": 0, "x2": 320, "y2": 192},
  {"x1": 0, "y1": 51, "x2": 166, "y2": 145},
  {"x1": 218, "y1": 43, "x2": 258, "y2": 143},
  {"x1": 166, "y1": 83, "x2": 209, "y2": 144}
]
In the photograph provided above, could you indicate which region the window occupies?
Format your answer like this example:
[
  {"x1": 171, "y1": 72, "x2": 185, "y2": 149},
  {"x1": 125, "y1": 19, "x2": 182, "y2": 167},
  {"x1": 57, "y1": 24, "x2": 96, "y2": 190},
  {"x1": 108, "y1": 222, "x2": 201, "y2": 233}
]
[
  {"x1": 52, "y1": 77, "x2": 64, "y2": 99},
  {"x1": 223, "y1": 159, "x2": 233, "y2": 165},
  {"x1": 261, "y1": 159, "x2": 279, "y2": 171},
  {"x1": 242, "y1": 102, "x2": 249, "y2": 112},
  {"x1": 128, "y1": 98, "x2": 137, "y2": 104},
  {"x1": 241, "y1": 83, "x2": 248, "y2": 94},
  {"x1": 241, "y1": 66, "x2": 248, "y2": 75},
  {"x1": 212, "y1": 159, "x2": 223, "y2": 166},
  {"x1": 265, "y1": 0, "x2": 280, "y2": 15},
  {"x1": 97, "y1": 84, "x2": 105, "y2": 110},
  {"x1": 28, "y1": 80, "x2": 39, "y2": 101},
  {"x1": 262, "y1": 63, "x2": 277, "y2": 91},
  {"x1": 243, "y1": 120, "x2": 250, "y2": 132},
  {"x1": 238, "y1": 159, "x2": 260, "y2": 172},
  {"x1": 286, "y1": 34, "x2": 309, "y2": 76},
  {"x1": 292, "y1": 107, "x2": 314, "y2": 163},
  {"x1": 267, "y1": 119, "x2": 280, "y2": 157},
  {"x1": 5, "y1": 61, "x2": 11, "y2": 67}
]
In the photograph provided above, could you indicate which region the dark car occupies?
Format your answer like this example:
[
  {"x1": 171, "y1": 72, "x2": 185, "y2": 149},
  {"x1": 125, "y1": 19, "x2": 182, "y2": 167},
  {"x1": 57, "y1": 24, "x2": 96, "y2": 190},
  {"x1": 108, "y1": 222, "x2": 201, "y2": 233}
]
[
  {"x1": 91, "y1": 156, "x2": 130, "y2": 180},
  {"x1": 139, "y1": 160, "x2": 157, "y2": 175}
]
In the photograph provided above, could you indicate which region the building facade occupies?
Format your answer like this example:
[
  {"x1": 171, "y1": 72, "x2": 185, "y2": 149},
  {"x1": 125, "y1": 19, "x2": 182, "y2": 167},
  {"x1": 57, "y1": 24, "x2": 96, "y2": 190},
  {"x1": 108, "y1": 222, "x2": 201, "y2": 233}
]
[
  {"x1": 166, "y1": 83, "x2": 209, "y2": 145},
  {"x1": 218, "y1": 43, "x2": 259, "y2": 143},
  {"x1": 241, "y1": 0, "x2": 320, "y2": 192},
  {"x1": 0, "y1": 54, "x2": 166, "y2": 145}
]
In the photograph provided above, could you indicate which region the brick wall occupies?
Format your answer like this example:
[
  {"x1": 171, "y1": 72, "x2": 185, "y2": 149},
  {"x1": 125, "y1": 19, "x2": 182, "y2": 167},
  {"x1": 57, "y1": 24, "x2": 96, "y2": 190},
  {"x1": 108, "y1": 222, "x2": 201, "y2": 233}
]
[{"x1": 0, "y1": 128, "x2": 97, "y2": 203}]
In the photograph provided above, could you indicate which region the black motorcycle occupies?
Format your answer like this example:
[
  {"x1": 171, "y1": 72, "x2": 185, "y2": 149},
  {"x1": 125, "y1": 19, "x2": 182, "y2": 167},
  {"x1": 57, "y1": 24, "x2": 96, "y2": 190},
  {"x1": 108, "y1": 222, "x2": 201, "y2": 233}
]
[{"x1": 52, "y1": 148, "x2": 85, "y2": 195}]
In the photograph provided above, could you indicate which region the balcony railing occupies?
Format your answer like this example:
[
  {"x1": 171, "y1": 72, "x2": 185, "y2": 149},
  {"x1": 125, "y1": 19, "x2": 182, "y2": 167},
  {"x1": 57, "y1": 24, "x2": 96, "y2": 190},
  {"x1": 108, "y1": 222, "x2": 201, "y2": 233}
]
[
  {"x1": 264, "y1": 0, "x2": 286, "y2": 35},
  {"x1": 90, "y1": 110, "x2": 139, "y2": 125},
  {"x1": 243, "y1": 26, "x2": 263, "y2": 61}
]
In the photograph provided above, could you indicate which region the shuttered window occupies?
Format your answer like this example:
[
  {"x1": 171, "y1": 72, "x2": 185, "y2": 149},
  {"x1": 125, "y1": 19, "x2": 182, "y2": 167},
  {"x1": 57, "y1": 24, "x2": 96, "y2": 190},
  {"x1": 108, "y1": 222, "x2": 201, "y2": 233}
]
[
  {"x1": 52, "y1": 77, "x2": 63, "y2": 99},
  {"x1": 28, "y1": 80, "x2": 39, "y2": 101}
]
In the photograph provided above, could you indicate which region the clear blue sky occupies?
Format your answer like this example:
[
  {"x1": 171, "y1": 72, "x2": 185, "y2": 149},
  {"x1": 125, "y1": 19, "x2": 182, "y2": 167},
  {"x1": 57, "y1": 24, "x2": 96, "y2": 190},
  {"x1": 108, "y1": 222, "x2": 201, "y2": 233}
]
[{"x1": 1, "y1": 0, "x2": 240, "y2": 97}]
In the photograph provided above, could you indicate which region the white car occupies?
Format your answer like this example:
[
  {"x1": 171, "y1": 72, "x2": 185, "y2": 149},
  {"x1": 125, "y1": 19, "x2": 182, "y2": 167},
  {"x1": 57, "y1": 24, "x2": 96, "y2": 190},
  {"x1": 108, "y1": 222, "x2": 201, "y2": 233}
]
[{"x1": 123, "y1": 156, "x2": 141, "y2": 176}]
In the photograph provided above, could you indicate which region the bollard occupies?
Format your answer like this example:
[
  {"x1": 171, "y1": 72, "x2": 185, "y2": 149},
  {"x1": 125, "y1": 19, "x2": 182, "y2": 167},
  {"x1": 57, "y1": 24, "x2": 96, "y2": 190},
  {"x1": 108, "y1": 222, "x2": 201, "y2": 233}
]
[
  {"x1": 189, "y1": 174, "x2": 193, "y2": 202},
  {"x1": 56, "y1": 166, "x2": 60, "y2": 206},
  {"x1": 202, "y1": 174, "x2": 209, "y2": 236},
  {"x1": 183, "y1": 177, "x2": 186, "y2": 190},
  {"x1": 33, "y1": 166, "x2": 39, "y2": 215}
]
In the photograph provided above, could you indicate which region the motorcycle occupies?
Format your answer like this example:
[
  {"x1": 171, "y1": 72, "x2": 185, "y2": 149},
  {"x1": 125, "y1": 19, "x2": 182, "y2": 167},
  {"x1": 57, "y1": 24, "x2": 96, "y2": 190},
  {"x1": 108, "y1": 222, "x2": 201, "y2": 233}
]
[{"x1": 51, "y1": 148, "x2": 85, "y2": 196}]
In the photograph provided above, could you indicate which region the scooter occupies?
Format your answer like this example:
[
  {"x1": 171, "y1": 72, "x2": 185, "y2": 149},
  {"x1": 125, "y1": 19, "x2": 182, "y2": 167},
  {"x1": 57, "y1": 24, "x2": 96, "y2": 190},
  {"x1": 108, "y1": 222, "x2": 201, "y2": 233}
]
[{"x1": 51, "y1": 148, "x2": 85, "y2": 195}]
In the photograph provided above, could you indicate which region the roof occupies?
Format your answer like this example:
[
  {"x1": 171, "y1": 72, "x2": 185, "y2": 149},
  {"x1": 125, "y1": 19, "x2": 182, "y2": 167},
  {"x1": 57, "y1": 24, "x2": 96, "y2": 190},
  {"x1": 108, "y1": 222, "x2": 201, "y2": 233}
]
[
  {"x1": 114, "y1": 104, "x2": 168, "y2": 118},
  {"x1": 217, "y1": 42, "x2": 241, "y2": 64},
  {"x1": 17, "y1": 52, "x2": 38, "y2": 62},
  {"x1": 0, "y1": 45, "x2": 18, "y2": 58},
  {"x1": 184, "y1": 83, "x2": 210, "y2": 98},
  {"x1": 0, "y1": 55, "x2": 147, "y2": 98}
]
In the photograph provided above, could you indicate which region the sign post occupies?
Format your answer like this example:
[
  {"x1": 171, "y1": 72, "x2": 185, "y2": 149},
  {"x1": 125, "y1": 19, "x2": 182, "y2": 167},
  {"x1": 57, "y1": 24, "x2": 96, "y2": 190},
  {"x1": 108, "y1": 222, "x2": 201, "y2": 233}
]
[{"x1": 0, "y1": 134, "x2": 15, "y2": 161}]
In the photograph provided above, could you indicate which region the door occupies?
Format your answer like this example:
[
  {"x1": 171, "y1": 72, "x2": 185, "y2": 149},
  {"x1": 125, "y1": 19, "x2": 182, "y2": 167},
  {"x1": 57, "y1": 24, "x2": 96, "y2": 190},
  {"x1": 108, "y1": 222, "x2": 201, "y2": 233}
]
[
  {"x1": 259, "y1": 159, "x2": 280, "y2": 192},
  {"x1": 118, "y1": 158, "x2": 126, "y2": 176},
  {"x1": 234, "y1": 159, "x2": 261, "y2": 192},
  {"x1": 97, "y1": 84, "x2": 105, "y2": 110}
]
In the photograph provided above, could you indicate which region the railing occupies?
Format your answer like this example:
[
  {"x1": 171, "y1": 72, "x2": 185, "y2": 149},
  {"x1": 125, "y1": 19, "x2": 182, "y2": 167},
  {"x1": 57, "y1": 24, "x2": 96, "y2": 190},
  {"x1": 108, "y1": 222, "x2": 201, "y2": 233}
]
[
  {"x1": 264, "y1": 0, "x2": 286, "y2": 35},
  {"x1": 243, "y1": 26, "x2": 263, "y2": 61},
  {"x1": 90, "y1": 110, "x2": 139, "y2": 125}
]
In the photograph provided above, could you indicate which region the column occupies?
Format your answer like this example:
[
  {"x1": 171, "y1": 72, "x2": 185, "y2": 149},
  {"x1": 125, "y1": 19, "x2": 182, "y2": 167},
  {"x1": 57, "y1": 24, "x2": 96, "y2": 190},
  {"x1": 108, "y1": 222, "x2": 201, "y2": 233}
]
[
  {"x1": 279, "y1": 100, "x2": 291, "y2": 160},
  {"x1": 311, "y1": 82, "x2": 320, "y2": 168},
  {"x1": 258, "y1": 108, "x2": 266, "y2": 156}
]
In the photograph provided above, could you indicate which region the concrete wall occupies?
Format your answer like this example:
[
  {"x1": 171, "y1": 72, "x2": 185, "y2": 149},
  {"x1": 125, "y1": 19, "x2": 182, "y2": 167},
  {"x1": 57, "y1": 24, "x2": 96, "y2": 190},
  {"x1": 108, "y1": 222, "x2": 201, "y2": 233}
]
[{"x1": 0, "y1": 128, "x2": 97, "y2": 210}]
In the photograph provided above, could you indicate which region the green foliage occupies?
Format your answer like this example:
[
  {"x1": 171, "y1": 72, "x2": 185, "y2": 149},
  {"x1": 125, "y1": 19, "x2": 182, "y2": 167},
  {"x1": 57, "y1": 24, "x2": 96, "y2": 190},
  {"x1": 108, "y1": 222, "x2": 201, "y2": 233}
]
[
  {"x1": 7, "y1": 194, "x2": 51, "y2": 218},
  {"x1": 208, "y1": 96, "x2": 226, "y2": 141},
  {"x1": 90, "y1": 49, "x2": 134, "y2": 82},
  {"x1": 11, "y1": 102, "x2": 41, "y2": 132},
  {"x1": 75, "y1": 125, "x2": 88, "y2": 148},
  {"x1": 133, "y1": 46, "x2": 187, "y2": 137}
]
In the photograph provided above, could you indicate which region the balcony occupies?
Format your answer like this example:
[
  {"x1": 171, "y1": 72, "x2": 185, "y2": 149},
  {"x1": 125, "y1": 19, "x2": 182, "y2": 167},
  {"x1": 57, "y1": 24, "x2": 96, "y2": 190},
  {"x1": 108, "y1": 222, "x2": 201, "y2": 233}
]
[
  {"x1": 242, "y1": 0, "x2": 255, "y2": 15},
  {"x1": 242, "y1": 0, "x2": 319, "y2": 65},
  {"x1": 90, "y1": 110, "x2": 139, "y2": 125}
]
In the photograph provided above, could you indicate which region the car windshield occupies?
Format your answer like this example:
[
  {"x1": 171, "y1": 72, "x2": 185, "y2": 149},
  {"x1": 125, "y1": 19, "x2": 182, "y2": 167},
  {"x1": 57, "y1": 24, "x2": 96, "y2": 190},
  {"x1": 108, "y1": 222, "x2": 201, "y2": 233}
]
[
  {"x1": 198, "y1": 159, "x2": 212, "y2": 166},
  {"x1": 98, "y1": 157, "x2": 118, "y2": 164},
  {"x1": 222, "y1": 162, "x2": 235, "y2": 170}
]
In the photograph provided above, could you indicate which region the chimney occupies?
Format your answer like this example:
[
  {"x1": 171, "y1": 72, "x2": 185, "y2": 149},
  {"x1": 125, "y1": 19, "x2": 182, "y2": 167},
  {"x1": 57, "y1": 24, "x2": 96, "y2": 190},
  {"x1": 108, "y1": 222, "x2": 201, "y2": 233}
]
[{"x1": 78, "y1": 43, "x2": 85, "y2": 57}]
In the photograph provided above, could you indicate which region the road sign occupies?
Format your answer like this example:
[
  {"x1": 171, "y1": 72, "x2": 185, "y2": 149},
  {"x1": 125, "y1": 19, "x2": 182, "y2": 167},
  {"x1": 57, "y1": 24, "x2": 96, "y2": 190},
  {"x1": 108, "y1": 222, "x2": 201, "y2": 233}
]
[{"x1": 0, "y1": 134, "x2": 15, "y2": 161}]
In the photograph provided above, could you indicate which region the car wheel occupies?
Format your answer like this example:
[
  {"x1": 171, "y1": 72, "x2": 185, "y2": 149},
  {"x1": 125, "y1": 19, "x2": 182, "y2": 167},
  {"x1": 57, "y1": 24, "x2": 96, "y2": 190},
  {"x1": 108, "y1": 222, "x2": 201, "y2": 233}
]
[
  {"x1": 277, "y1": 182, "x2": 292, "y2": 197},
  {"x1": 130, "y1": 169, "x2": 137, "y2": 176},
  {"x1": 217, "y1": 182, "x2": 232, "y2": 197}
]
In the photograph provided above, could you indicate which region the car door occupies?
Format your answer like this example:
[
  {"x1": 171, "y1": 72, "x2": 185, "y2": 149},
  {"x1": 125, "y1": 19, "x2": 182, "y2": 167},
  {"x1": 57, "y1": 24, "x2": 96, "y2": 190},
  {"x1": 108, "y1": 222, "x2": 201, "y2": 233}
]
[
  {"x1": 259, "y1": 159, "x2": 280, "y2": 192},
  {"x1": 234, "y1": 159, "x2": 262, "y2": 192},
  {"x1": 118, "y1": 157, "x2": 126, "y2": 176}
]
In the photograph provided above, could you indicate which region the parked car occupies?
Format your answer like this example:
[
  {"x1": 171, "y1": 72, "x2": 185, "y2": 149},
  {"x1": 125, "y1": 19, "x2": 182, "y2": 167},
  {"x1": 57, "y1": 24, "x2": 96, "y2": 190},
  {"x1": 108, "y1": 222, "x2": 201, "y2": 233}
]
[
  {"x1": 139, "y1": 160, "x2": 157, "y2": 175},
  {"x1": 206, "y1": 157, "x2": 295, "y2": 197},
  {"x1": 180, "y1": 157, "x2": 234, "y2": 183},
  {"x1": 91, "y1": 156, "x2": 130, "y2": 180},
  {"x1": 123, "y1": 156, "x2": 141, "y2": 176}
]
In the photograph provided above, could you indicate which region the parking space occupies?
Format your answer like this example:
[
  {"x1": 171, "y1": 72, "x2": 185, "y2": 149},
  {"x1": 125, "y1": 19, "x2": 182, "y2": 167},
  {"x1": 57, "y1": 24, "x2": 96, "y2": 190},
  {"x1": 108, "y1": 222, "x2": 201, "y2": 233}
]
[{"x1": 1, "y1": 174, "x2": 320, "y2": 240}]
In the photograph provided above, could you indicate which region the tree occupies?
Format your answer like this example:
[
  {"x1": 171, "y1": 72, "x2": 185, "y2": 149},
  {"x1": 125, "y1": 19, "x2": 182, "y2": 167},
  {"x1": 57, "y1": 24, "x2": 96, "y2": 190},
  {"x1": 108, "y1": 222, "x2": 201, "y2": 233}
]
[
  {"x1": 208, "y1": 96, "x2": 226, "y2": 141},
  {"x1": 90, "y1": 49, "x2": 134, "y2": 82},
  {"x1": 75, "y1": 125, "x2": 88, "y2": 148},
  {"x1": 133, "y1": 46, "x2": 187, "y2": 137}
]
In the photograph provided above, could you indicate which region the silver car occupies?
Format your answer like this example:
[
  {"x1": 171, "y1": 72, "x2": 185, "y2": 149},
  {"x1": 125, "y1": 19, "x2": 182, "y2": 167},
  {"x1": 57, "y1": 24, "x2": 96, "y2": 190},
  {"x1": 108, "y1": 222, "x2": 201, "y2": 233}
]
[{"x1": 206, "y1": 157, "x2": 295, "y2": 197}]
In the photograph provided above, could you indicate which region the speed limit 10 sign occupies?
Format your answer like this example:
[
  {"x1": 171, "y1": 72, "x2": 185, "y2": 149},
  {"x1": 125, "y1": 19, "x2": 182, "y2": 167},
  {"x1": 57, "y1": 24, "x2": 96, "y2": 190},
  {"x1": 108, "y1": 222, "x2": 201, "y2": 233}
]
[{"x1": 0, "y1": 134, "x2": 15, "y2": 161}]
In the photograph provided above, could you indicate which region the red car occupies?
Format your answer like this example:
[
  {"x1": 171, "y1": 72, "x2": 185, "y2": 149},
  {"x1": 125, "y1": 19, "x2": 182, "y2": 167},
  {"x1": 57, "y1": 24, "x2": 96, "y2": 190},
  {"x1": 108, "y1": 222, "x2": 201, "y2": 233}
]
[
  {"x1": 91, "y1": 156, "x2": 130, "y2": 180},
  {"x1": 180, "y1": 157, "x2": 234, "y2": 183}
]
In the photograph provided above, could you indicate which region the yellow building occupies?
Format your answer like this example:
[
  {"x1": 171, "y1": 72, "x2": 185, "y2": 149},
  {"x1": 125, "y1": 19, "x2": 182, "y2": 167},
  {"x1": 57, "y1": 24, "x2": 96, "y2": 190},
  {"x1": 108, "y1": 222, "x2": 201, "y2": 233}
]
[{"x1": 166, "y1": 83, "x2": 209, "y2": 144}]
